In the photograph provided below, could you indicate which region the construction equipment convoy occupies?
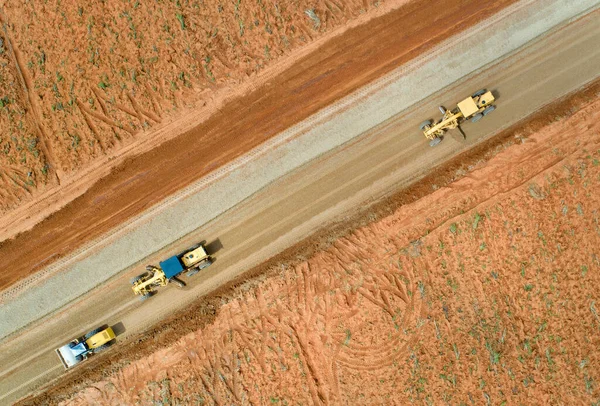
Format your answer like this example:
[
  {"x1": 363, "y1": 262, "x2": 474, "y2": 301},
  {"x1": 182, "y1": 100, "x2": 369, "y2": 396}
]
[
  {"x1": 131, "y1": 242, "x2": 213, "y2": 300},
  {"x1": 55, "y1": 325, "x2": 116, "y2": 369},
  {"x1": 53, "y1": 242, "x2": 212, "y2": 369},
  {"x1": 52, "y1": 92, "x2": 495, "y2": 370},
  {"x1": 420, "y1": 88, "x2": 496, "y2": 146}
]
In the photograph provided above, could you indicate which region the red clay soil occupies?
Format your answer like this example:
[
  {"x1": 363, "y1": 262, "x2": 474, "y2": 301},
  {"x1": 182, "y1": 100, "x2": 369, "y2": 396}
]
[
  {"x1": 49, "y1": 94, "x2": 600, "y2": 406},
  {"x1": 0, "y1": 27, "x2": 48, "y2": 208},
  {"x1": 1, "y1": 0, "x2": 403, "y2": 212},
  {"x1": 0, "y1": 0, "x2": 516, "y2": 291}
]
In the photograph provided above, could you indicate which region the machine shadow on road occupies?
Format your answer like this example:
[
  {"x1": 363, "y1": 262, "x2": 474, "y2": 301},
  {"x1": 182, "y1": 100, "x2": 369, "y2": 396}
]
[
  {"x1": 205, "y1": 239, "x2": 224, "y2": 256},
  {"x1": 111, "y1": 322, "x2": 126, "y2": 337},
  {"x1": 491, "y1": 89, "x2": 501, "y2": 102}
]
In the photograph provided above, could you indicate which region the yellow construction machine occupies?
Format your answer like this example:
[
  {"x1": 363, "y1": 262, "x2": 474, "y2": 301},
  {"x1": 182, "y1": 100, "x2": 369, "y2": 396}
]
[
  {"x1": 131, "y1": 242, "x2": 213, "y2": 300},
  {"x1": 420, "y1": 88, "x2": 496, "y2": 146},
  {"x1": 55, "y1": 325, "x2": 116, "y2": 369}
]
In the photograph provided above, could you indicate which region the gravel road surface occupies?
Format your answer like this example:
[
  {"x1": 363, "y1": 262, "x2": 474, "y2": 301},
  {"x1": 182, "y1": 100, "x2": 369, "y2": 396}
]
[{"x1": 1, "y1": 1, "x2": 599, "y2": 403}]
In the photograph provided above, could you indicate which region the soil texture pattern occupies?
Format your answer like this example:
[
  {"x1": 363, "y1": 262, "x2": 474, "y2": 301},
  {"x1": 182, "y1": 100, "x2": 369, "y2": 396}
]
[
  {"x1": 0, "y1": 0, "x2": 516, "y2": 290},
  {"x1": 55, "y1": 93, "x2": 600, "y2": 406}
]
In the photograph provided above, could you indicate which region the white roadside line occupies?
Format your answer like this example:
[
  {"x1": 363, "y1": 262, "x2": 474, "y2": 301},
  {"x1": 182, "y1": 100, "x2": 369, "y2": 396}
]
[
  {"x1": 0, "y1": 364, "x2": 62, "y2": 402},
  {"x1": 0, "y1": 297, "x2": 139, "y2": 379}
]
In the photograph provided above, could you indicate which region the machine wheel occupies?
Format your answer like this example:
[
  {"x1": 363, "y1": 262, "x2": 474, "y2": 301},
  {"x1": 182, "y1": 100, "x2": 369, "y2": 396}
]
[
  {"x1": 130, "y1": 274, "x2": 144, "y2": 285},
  {"x1": 419, "y1": 120, "x2": 433, "y2": 131},
  {"x1": 170, "y1": 277, "x2": 186, "y2": 288},
  {"x1": 186, "y1": 268, "x2": 199, "y2": 277},
  {"x1": 482, "y1": 105, "x2": 496, "y2": 116},
  {"x1": 429, "y1": 137, "x2": 443, "y2": 147},
  {"x1": 470, "y1": 113, "x2": 483, "y2": 123},
  {"x1": 472, "y1": 89, "x2": 487, "y2": 98},
  {"x1": 140, "y1": 292, "x2": 154, "y2": 301},
  {"x1": 198, "y1": 258, "x2": 213, "y2": 270},
  {"x1": 84, "y1": 325, "x2": 107, "y2": 340}
]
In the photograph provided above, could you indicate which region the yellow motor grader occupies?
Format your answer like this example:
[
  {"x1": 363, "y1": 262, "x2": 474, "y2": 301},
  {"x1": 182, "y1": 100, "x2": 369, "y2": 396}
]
[
  {"x1": 420, "y1": 88, "x2": 496, "y2": 146},
  {"x1": 131, "y1": 242, "x2": 213, "y2": 300}
]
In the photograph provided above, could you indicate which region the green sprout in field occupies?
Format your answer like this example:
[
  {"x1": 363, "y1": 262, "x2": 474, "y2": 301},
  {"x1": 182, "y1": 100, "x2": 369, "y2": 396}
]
[
  {"x1": 176, "y1": 13, "x2": 186, "y2": 30},
  {"x1": 98, "y1": 74, "x2": 110, "y2": 90},
  {"x1": 0, "y1": 96, "x2": 10, "y2": 108},
  {"x1": 449, "y1": 223, "x2": 458, "y2": 234}
]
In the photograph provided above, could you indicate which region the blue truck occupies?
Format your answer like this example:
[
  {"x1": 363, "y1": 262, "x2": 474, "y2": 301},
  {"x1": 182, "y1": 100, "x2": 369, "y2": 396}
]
[{"x1": 130, "y1": 242, "x2": 213, "y2": 300}]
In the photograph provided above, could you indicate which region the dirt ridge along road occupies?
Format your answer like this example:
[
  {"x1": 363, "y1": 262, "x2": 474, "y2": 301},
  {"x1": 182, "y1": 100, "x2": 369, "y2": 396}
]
[
  {"x1": 1, "y1": 0, "x2": 597, "y2": 341},
  {"x1": 2, "y1": 9, "x2": 600, "y2": 404},
  {"x1": 0, "y1": 0, "x2": 522, "y2": 291}
]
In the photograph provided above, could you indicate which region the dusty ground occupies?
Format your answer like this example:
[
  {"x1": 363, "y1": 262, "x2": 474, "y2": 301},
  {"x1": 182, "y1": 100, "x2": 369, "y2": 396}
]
[
  {"x1": 30, "y1": 86, "x2": 600, "y2": 405},
  {"x1": 4, "y1": 9, "x2": 598, "y2": 401},
  {"x1": 0, "y1": 0, "x2": 400, "y2": 202},
  {"x1": 0, "y1": 28, "x2": 48, "y2": 207},
  {"x1": 0, "y1": 0, "x2": 517, "y2": 291}
]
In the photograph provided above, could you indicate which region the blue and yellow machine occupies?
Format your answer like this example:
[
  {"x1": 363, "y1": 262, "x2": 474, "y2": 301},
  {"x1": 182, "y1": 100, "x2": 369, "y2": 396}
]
[
  {"x1": 131, "y1": 242, "x2": 213, "y2": 300},
  {"x1": 55, "y1": 325, "x2": 116, "y2": 369}
]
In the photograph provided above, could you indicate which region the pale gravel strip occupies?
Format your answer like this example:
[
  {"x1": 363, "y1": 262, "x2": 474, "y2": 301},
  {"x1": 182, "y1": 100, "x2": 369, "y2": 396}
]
[{"x1": 1, "y1": 0, "x2": 598, "y2": 340}]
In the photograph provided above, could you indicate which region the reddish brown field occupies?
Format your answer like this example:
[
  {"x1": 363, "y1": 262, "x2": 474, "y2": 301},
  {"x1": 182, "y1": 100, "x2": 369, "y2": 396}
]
[
  {"x1": 0, "y1": 0, "x2": 516, "y2": 291},
  {"x1": 1, "y1": 0, "x2": 402, "y2": 211},
  {"x1": 0, "y1": 24, "x2": 50, "y2": 207},
  {"x1": 45, "y1": 93, "x2": 600, "y2": 405}
]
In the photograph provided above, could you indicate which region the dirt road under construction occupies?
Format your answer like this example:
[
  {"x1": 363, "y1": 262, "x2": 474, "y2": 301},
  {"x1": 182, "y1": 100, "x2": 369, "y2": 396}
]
[
  {"x1": 0, "y1": 0, "x2": 519, "y2": 290},
  {"x1": 2, "y1": 3, "x2": 599, "y2": 403}
]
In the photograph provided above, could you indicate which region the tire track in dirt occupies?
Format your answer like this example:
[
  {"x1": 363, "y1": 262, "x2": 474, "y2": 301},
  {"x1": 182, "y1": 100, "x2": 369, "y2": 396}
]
[
  {"x1": 0, "y1": 166, "x2": 32, "y2": 202},
  {"x1": 332, "y1": 238, "x2": 422, "y2": 372},
  {"x1": 0, "y1": 8, "x2": 61, "y2": 184},
  {"x1": 413, "y1": 112, "x2": 600, "y2": 245},
  {"x1": 42, "y1": 195, "x2": 428, "y2": 405}
]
